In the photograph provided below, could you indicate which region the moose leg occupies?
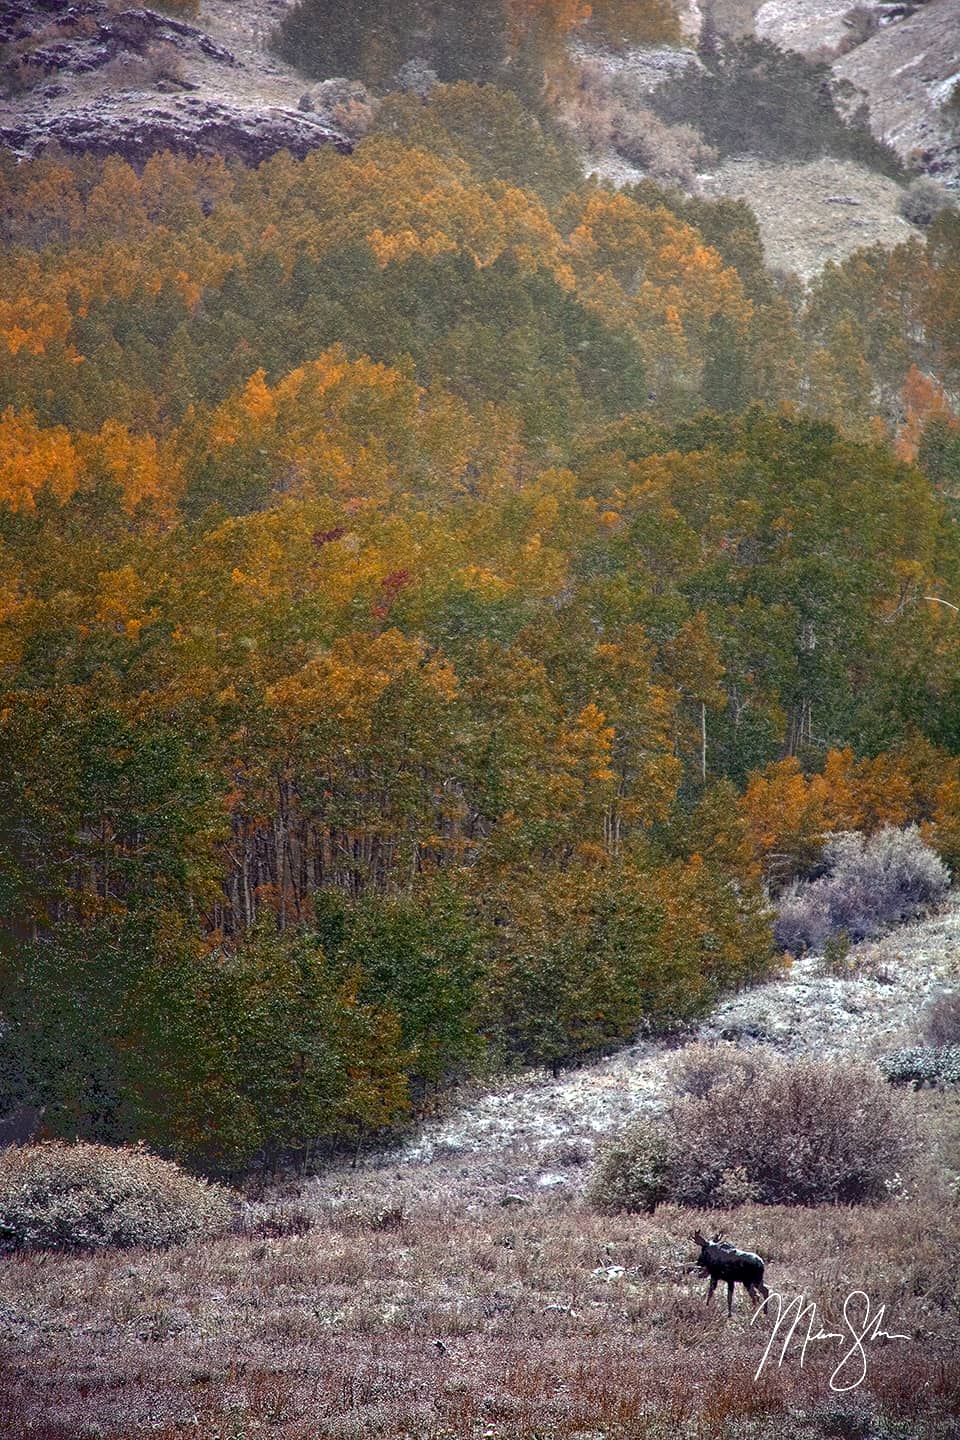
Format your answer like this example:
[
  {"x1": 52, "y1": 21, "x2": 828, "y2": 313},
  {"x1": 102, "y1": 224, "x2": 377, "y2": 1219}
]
[
  {"x1": 705, "y1": 1276, "x2": 717, "y2": 1306},
  {"x1": 727, "y1": 1281, "x2": 734, "y2": 1317}
]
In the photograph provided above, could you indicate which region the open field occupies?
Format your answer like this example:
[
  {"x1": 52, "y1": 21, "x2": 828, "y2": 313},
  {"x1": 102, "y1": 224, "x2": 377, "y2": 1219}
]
[
  {"x1": 2, "y1": 1099, "x2": 960, "y2": 1440},
  {"x1": 3, "y1": 908, "x2": 960, "y2": 1439}
]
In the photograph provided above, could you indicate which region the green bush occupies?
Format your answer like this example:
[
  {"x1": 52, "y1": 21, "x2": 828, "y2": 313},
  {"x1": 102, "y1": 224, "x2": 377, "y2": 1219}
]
[
  {"x1": 589, "y1": 1050, "x2": 914, "y2": 1211},
  {"x1": 272, "y1": 0, "x2": 509, "y2": 91},
  {"x1": 587, "y1": 1114, "x2": 671, "y2": 1214},
  {"x1": 0, "y1": 1142, "x2": 232, "y2": 1252},
  {"x1": 879, "y1": 1045, "x2": 960, "y2": 1089},
  {"x1": 647, "y1": 39, "x2": 904, "y2": 178}
]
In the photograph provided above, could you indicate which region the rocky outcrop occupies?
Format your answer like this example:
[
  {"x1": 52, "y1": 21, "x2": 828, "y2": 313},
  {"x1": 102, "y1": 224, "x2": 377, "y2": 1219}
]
[
  {"x1": 1, "y1": 0, "x2": 352, "y2": 165},
  {"x1": 0, "y1": 94, "x2": 352, "y2": 164},
  {"x1": 1, "y1": 1, "x2": 237, "y2": 84}
]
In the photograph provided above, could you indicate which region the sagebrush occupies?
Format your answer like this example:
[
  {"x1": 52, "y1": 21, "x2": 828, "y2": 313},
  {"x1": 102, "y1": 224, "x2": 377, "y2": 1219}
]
[
  {"x1": 591, "y1": 1046, "x2": 915, "y2": 1210},
  {"x1": 774, "y1": 827, "x2": 949, "y2": 954},
  {"x1": 0, "y1": 1142, "x2": 233, "y2": 1252},
  {"x1": 923, "y1": 988, "x2": 960, "y2": 1047}
]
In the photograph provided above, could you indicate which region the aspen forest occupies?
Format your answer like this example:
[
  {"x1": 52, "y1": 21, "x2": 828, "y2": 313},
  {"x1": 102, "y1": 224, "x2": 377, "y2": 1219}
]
[{"x1": 3, "y1": 0, "x2": 960, "y2": 1180}]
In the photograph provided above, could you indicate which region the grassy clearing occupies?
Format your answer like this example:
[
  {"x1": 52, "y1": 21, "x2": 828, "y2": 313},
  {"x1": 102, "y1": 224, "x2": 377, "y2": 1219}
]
[{"x1": 1, "y1": 1152, "x2": 958, "y2": 1439}]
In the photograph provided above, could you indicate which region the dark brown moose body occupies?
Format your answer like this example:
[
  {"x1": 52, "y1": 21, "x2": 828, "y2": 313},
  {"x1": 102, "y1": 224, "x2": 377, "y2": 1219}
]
[{"x1": 693, "y1": 1229, "x2": 770, "y2": 1316}]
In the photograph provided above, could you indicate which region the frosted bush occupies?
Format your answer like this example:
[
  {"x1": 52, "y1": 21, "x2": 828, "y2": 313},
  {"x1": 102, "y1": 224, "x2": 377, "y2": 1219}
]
[
  {"x1": 774, "y1": 886, "x2": 832, "y2": 955},
  {"x1": 666, "y1": 1040, "x2": 765, "y2": 1099},
  {"x1": 0, "y1": 1142, "x2": 233, "y2": 1252},
  {"x1": 879, "y1": 1044, "x2": 960, "y2": 1089},
  {"x1": 666, "y1": 1055, "x2": 914, "y2": 1206},
  {"x1": 900, "y1": 177, "x2": 952, "y2": 228},
  {"x1": 924, "y1": 989, "x2": 960, "y2": 1048},
  {"x1": 611, "y1": 107, "x2": 717, "y2": 186},
  {"x1": 589, "y1": 1053, "x2": 914, "y2": 1210},
  {"x1": 774, "y1": 826, "x2": 949, "y2": 954},
  {"x1": 587, "y1": 1115, "x2": 670, "y2": 1214}
]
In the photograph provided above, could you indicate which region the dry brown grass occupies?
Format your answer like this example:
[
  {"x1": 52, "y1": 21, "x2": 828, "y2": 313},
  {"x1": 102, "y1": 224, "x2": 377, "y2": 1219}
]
[{"x1": 1, "y1": 1166, "x2": 958, "y2": 1439}]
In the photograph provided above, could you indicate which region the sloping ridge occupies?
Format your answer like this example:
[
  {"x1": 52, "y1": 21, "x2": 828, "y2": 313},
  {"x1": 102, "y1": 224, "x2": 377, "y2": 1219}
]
[
  {"x1": 389, "y1": 900, "x2": 960, "y2": 1195},
  {"x1": 834, "y1": 0, "x2": 960, "y2": 183}
]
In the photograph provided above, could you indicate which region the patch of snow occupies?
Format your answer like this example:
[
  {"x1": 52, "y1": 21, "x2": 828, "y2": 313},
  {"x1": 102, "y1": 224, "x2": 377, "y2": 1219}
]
[
  {"x1": 581, "y1": 151, "x2": 646, "y2": 188},
  {"x1": 755, "y1": 0, "x2": 860, "y2": 55}
]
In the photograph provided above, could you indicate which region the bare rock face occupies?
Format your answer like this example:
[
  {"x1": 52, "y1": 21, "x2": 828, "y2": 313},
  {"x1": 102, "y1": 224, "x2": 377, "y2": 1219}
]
[
  {"x1": 0, "y1": 0, "x2": 352, "y2": 165},
  {"x1": 0, "y1": 95, "x2": 352, "y2": 165}
]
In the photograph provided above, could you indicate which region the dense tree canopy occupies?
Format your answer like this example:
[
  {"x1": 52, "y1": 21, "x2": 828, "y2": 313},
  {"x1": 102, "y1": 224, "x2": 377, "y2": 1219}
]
[{"x1": 1, "y1": 126, "x2": 959, "y2": 1174}]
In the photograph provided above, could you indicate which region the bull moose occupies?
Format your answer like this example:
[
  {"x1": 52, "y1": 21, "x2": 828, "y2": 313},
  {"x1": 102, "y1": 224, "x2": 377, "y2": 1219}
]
[{"x1": 693, "y1": 1229, "x2": 769, "y2": 1316}]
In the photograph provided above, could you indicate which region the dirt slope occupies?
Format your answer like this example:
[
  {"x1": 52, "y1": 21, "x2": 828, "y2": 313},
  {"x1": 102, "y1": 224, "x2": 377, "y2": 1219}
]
[{"x1": 698, "y1": 155, "x2": 916, "y2": 280}]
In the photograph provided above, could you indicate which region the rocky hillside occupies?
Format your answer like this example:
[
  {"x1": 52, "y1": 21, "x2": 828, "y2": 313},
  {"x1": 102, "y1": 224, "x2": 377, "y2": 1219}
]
[
  {"x1": 0, "y1": 0, "x2": 352, "y2": 164},
  {"x1": 757, "y1": 0, "x2": 960, "y2": 185},
  {"x1": 3, "y1": 0, "x2": 953, "y2": 280}
]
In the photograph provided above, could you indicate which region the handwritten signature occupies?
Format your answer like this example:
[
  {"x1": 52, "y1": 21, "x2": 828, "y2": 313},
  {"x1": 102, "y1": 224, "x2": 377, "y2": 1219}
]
[{"x1": 751, "y1": 1291, "x2": 910, "y2": 1392}]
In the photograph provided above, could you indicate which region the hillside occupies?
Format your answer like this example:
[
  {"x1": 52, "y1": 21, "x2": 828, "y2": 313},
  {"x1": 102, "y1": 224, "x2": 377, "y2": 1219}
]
[
  {"x1": 374, "y1": 899, "x2": 960, "y2": 1198},
  {"x1": 759, "y1": 0, "x2": 960, "y2": 186},
  {"x1": 3, "y1": 5, "x2": 960, "y2": 1438},
  {"x1": 1, "y1": 0, "x2": 950, "y2": 280},
  {"x1": 0, "y1": 0, "x2": 352, "y2": 163},
  {"x1": 3, "y1": 905, "x2": 959, "y2": 1439}
]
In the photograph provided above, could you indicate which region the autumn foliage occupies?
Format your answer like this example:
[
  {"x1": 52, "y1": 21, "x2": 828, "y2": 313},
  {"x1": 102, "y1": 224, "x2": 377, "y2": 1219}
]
[{"x1": 1, "y1": 134, "x2": 960, "y2": 1175}]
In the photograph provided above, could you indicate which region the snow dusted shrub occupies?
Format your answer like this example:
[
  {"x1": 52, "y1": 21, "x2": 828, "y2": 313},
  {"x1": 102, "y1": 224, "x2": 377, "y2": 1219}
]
[
  {"x1": 879, "y1": 1045, "x2": 960, "y2": 1089},
  {"x1": 590, "y1": 1053, "x2": 913, "y2": 1210},
  {"x1": 666, "y1": 1054, "x2": 914, "y2": 1206},
  {"x1": 587, "y1": 1115, "x2": 670, "y2": 1214},
  {"x1": 900, "y1": 177, "x2": 952, "y2": 228},
  {"x1": 774, "y1": 884, "x2": 832, "y2": 954},
  {"x1": 611, "y1": 107, "x2": 717, "y2": 187},
  {"x1": 924, "y1": 989, "x2": 960, "y2": 1048},
  {"x1": 774, "y1": 826, "x2": 949, "y2": 954},
  {"x1": 0, "y1": 1142, "x2": 232, "y2": 1252},
  {"x1": 666, "y1": 1040, "x2": 765, "y2": 1099}
]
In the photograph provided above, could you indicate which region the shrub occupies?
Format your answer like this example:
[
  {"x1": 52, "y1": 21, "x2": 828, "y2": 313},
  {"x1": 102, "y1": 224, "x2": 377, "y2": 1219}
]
[
  {"x1": 900, "y1": 178, "x2": 953, "y2": 228},
  {"x1": 0, "y1": 1142, "x2": 232, "y2": 1252},
  {"x1": 774, "y1": 884, "x2": 832, "y2": 954},
  {"x1": 774, "y1": 826, "x2": 949, "y2": 954},
  {"x1": 611, "y1": 107, "x2": 717, "y2": 187},
  {"x1": 666, "y1": 1039, "x2": 765, "y2": 1099},
  {"x1": 820, "y1": 928, "x2": 852, "y2": 975},
  {"x1": 666, "y1": 1055, "x2": 914, "y2": 1205},
  {"x1": 924, "y1": 989, "x2": 960, "y2": 1048},
  {"x1": 590, "y1": 1051, "x2": 914, "y2": 1210},
  {"x1": 878, "y1": 1045, "x2": 960, "y2": 1089},
  {"x1": 647, "y1": 38, "x2": 904, "y2": 178},
  {"x1": 587, "y1": 1114, "x2": 671, "y2": 1214},
  {"x1": 100, "y1": 41, "x2": 185, "y2": 91},
  {"x1": 272, "y1": 0, "x2": 506, "y2": 89},
  {"x1": 151, "y1": 0, "x2": 199, "y2": 15}
]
